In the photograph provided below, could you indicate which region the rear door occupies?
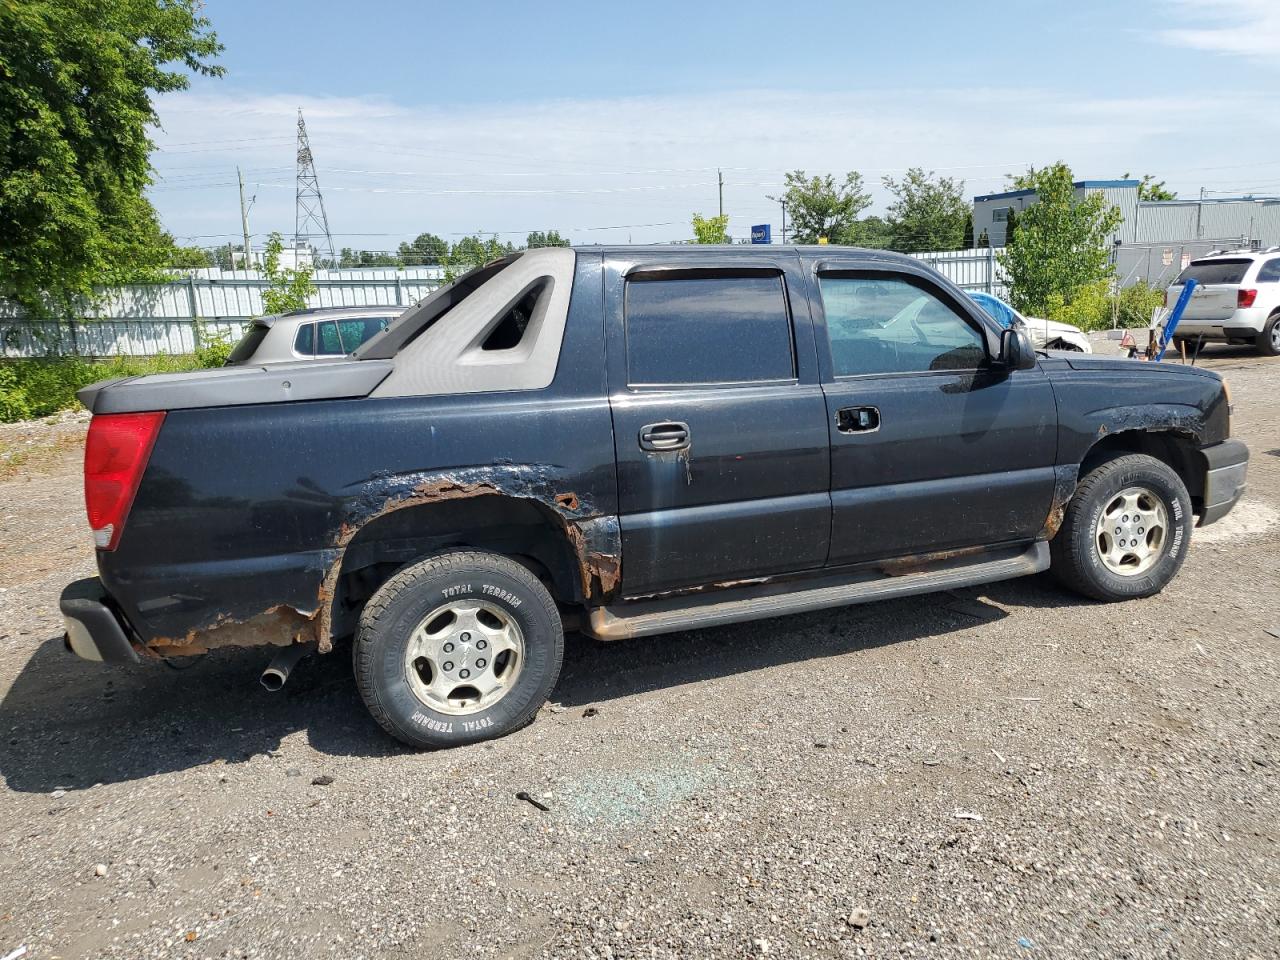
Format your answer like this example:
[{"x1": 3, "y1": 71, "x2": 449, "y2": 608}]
[
  {"x1": 604, "y1": 255, "x2": 830, "y2": 597},
  {"x1": 810, "y1": 258, "x2": 1058, "y2": 566}
]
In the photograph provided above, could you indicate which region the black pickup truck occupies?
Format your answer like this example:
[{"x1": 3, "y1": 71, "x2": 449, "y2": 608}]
[{"x1": 62, "y1": 246, "x2": 1249, "y2": 748}]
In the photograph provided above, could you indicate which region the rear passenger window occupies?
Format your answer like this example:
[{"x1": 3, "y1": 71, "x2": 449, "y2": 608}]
[
  {"x1": 315, "y1": 321, "x2": 346, "y2": 356},
  {"x1": 819, "y1": 275, "x2": 987, "y2": 376},
  {"x1": 625, "y1": 274, "x2": 795, "y2": 385},
  {"x1": 1257, "y1": 259, "x2": 1280, "y2": 283},
  {"x1": 293, "y1": 323, "x2": 315, "y2": 356}
]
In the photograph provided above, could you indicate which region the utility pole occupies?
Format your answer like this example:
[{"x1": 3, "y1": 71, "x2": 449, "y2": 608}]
[
  {"x1": 780, "y1": 199, "x2": 788, "y2": 244},
  {"x1": 1197, "y1": 186, "x2": 1205, "y2": 240},
  {"x1": 717, "y1": 168, "x2": 724, "y2": 220},
  {"x1": 237, "y1": 166, "x2": 252, "y2": 270}
]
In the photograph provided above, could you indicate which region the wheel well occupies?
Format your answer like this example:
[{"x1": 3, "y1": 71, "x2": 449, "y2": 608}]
[
  {"x1": 326, "y1": 498, "x2": 584, "y2": 640},
  {"x1": 1078, "y1": 430, "x2": 1205, "y2": 506}
]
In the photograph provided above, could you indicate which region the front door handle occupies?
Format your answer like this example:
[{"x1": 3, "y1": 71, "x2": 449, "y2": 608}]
[
  {"x1": 836, "y1": 406, "x2": 880, "y2": 434},
  {"x1": 639, "y1": 421, "x2": 690, "y2": 451}
]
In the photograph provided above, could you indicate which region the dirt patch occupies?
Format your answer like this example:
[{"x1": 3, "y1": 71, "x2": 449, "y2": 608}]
[{"x1": 0, "y1": 348, "x2": 1276, "y2": 960}]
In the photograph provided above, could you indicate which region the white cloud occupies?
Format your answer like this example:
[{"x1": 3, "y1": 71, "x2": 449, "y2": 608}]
[
  {"x1": 1157, "y1": 0, "x2": 1280, "y2": 58},
  {"x1": 147, "y1": 84, "x2": 1280, "y2": 248}
]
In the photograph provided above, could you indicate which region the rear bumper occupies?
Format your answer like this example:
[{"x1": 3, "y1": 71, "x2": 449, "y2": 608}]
[
  {"x1": 1199, "y1": 439, "x2": 1249, "y2": 527},
  {"x1": 60, "y1": 578, "x2": 139, "y2": 664},
  {"x1": 1176, "y1": 309, "x2": 1267, "y2": 339}
]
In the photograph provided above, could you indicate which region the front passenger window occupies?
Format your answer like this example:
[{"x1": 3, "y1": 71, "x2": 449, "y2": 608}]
[{"x1": 819, "y1": 276, "x2": 987, "y2": 376}]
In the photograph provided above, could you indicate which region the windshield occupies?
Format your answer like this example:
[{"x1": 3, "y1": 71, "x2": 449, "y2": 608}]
[{"x1": 1175, "y1": 259, "x2": 1252, "y2": 286}]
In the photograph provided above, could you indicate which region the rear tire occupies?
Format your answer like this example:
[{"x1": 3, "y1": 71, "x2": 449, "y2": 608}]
[
  {"x1": 354, "y1": 550, "x2": 564, "y2": 749},
  {"x1": 1256, "y1": 313, "x2": 1280, "y2": 357},
  {"x1": 1050, "y1": 454, "x2": 1192, "y2": 601}
]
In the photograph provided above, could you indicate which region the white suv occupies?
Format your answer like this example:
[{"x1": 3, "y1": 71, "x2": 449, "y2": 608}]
[{"x1": 1167, "y1": 248, "x2": 1280, "y2": 356}]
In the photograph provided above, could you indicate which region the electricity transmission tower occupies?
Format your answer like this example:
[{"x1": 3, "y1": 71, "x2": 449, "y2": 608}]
[{"x1": 294, "y1": 108, "x2": 336, "y2": 265}]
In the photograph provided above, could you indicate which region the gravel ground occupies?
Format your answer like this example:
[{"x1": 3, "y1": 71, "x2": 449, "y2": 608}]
[{"x1": 1, "y1": 347, "x2": 1277, "y2": 960}]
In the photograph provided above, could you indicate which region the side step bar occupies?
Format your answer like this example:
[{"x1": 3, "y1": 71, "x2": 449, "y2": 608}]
[{"x1": 585, "y1": 541, "x2": 1049, "y2": 641}]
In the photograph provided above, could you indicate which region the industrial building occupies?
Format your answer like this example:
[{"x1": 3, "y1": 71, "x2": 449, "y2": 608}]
[
  {"x1": 974, "y1": 179, "x2": 1280, "y2": 249},
  {"x1": 972, "y1": 178, "x2": 1280, "y2": 288}
]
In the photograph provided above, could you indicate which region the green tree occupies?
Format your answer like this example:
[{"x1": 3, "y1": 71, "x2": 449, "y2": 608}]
[
  {"x1": 690, "y1": 213, "x2": 729, "y2": 244},
  {"x1": 846, "y1": 216, "x2": 893, "y2": 249},
  {"x1": 526, "y1": 229, "x2": 569, "y2": 248},
  {"x1": 1123, "y1": 172, "x2": 1176, "y2": 202},
  {"x1": 442, "y1": 235, "x2": 513, "y2": 282},
  {"x1": 357, "y1": 250, "x2": 401, "y2": 267},
  {"x1": 167, "y1": 244, "x2": 212, "y2": 269},
  {"x1": 769, "y1": 170, "x2": 870, "y2": 244},
  {"x1": 1003, "y1": 208, "x2": 1018, "y2": 246},
  {"x1": 208, "y1": 245, "x2": 236, "y2": 270},
  {"x1": 881, "y1": 167, "x2": 970, "y2": 253},
  {"x1": 0, "y1": 0, "x2": 224, "y2": 316},
  {"x1": 260, "y1": 232, "x2": 315, "y2": 314},
  {"x1": 997, "y1": 162, "x2": 1124, "y2": 316},
  {"x1": 397, "y1": 231, "x2": 448, "y2": 265}
]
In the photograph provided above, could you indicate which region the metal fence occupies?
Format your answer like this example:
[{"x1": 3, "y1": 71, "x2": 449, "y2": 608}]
[
  {"x1": 1113, "y1": 238, "x2": 1244, "y2": 291},
  {"x1": 0, "y1": 268, "x2": 446, "y2": 358},
  {"x1": 0, "y1": 254, "x2": 1008, "y2": 359},
  {"x1": 908, "y1": 247, "x2": 1006, "y2": 297}
]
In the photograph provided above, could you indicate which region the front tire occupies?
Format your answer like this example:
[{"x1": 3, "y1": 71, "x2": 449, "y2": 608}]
[
  {"x1": 1050, "y1": 454, "x2": 1192, "y2": 601},
  {"x1": 1256, "y1": 313, "x2": 1280, "y2": 357},
  {"x1": 354, "y1": 550, "x2": 564, "y2": 749}
]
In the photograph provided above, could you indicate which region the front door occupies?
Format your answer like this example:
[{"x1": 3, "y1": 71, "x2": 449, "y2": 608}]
[
  {"x1": 810, "y1": 262, "x2": 1058, "y2": 567},
  {"x1": 604, "y1": 256, "x2": 831, "y2": 597}
]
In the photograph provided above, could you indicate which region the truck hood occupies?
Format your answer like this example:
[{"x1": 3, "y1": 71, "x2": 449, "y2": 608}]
[
  {"x1": 77, "y1": 358, "x2": 393, "y2": 415},
  {"x1": 1060, "y1": 354, "x2": 1223, "y2": 380}
]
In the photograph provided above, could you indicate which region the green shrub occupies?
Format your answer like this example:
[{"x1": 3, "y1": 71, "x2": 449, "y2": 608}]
[
  {"x1": 1115, "y1": 282, "x2": 1165, "y2": 329},
  {"x1": 1044, "y1": 280, "x2": 1166, "y2": 332},
  {"x1": 1045, "y1": 280, "x2": 1112, "y2": 332},
  {"x1": 193, "y1": 322, "x2": 235, "y2": 368},
  {"x1": 0, "y1": 352, "x2": 217, "y2": 424},
  {"x1": 0, "y1": 365, "x2": 33, "y2": 422}
]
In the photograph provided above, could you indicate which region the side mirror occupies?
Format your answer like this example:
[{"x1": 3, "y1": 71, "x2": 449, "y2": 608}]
[{"x1": 998, "y1": 326, "x2": 1037, "y2": 371}]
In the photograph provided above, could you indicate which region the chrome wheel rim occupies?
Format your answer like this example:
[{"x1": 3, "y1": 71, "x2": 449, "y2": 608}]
[
  {"x1": 404, "y1": 600, "x2": 524, "y2": 715},
  {"x1": 1270, "y1": 323, "x2": 1280, "y2": 351},
  {"x1": 1094, "y1": 486, "x2": 1168, "y2": 577}
]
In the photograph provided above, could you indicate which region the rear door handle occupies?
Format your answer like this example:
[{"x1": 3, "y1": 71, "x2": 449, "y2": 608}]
[
  {"x1": 639, "y1": 421, "x2": 690, "y2": 451},
  {"x1": 836, "y1": 406, "x2": 880, "y2": 434}
]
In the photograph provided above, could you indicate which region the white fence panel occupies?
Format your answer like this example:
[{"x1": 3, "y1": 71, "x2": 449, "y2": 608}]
[{"x1": 907, "y1": 248, "x2": 1007, "y2": 295}]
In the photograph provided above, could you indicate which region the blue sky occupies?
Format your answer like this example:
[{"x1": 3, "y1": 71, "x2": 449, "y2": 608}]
[{"x1": 148, "y1": 0, "x2": 1280, "y2": 251}]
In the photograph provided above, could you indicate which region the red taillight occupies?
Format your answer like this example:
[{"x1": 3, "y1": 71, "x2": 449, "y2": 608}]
[
  {"x1": 1238, "y1": 288, "x2": 1258, "y2": 308},
  {"x1": 84, "y1": 412, "x2": 165, "y2": 550}
]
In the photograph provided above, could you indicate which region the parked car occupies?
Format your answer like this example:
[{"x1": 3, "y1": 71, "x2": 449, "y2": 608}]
[
  {"x1": 1166, "y1": 248, "x2": 1280, "y2": 356},
  {"x1": 63, "y1": 246, "x2": 1247, "y2": 749},
  {"x1": 225, "y1": 306, "x2": 405, "y2": 365},
  {"x1": 966, "y1": 291, "x2": 1092, "y2": 353}
]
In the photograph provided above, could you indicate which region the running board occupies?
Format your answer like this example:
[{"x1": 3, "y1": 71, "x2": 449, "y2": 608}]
[{"x1": 585, "y1": 541, "x2": 1049, "y2": 641}]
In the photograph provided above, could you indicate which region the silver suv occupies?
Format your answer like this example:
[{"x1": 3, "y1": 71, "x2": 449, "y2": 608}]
[
  {"x1": 225, "y1": 306, "x2": 405, "y2": 365},
  {"x1": 1167, "y1": 248, "x2": 1280, "y2": 356}
]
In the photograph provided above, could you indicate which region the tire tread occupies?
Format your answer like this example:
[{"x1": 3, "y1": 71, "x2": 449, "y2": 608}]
[
  {"x1": 1050, "y1": 453, "x2": 1190, "y2": 601},
  {"x1": 353, "y1": 550, "x2": 563, "y2": 748}
]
